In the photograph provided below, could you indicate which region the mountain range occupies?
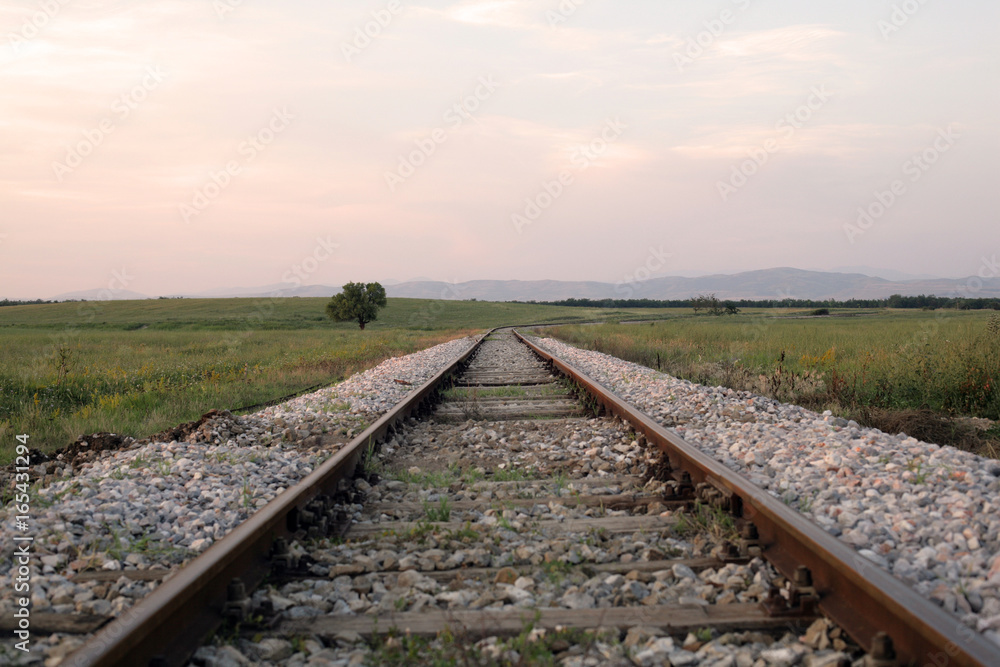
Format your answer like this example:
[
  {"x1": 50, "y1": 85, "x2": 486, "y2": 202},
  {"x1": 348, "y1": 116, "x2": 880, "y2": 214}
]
[
  {"x1": 383, "y1": 269, "x2": 1000, "y2": 301},
  {"x1": 45, "y1": 268, "x2": 1000, "y2": 302}
]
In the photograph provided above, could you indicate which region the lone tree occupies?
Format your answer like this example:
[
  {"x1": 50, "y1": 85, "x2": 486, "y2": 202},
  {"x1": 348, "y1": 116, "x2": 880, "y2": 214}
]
[
  {"x1": 326, "y1": 282, "x2": 387, "y2": 330},
  {"x1": 691, "y1": 293, "x2": 722, "y2": 314}
]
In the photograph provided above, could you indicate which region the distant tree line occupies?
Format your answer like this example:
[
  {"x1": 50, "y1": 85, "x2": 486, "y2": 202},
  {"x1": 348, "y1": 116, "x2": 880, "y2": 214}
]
[
  {"x1": 884, "y1": 294, "x2": 1000, "y2": 310},
  {"x1": 517, "y1": 294, "x2": 1000, "y2": 310},
  {"x1": 0, "y1": 299, "x2": 52, "y2": 307}
]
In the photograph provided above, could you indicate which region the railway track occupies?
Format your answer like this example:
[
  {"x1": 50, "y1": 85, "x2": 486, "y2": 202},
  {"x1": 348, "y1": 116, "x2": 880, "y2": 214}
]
[{"x1": 62, "y1": 329, "x2": 998, "y2": 666}]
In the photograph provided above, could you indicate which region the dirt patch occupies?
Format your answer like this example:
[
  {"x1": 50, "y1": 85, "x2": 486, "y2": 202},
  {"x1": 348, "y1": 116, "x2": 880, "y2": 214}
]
[
  {"x1": 852, "y1": 407, "x2": 999, "y2": 459},
  {"x1": 62, "y1": 432, "x2": 133, "y2": 464},
  {"x1": 55, "y1": 410, "x2": 237, "y2": 467},
  {"x1": 138, "y1": 409, "x2": 233, "y2": 446}
]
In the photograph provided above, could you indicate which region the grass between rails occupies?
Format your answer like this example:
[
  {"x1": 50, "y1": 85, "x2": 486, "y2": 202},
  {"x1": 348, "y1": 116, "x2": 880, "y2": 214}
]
[
  {"x1": 368, "y1": 622, "x2": 617, "y2": 666},
  {"x1": 0, "y1": 298, "x2": 674, "y2": 464},
  {"x1": 548, "y1": 310, "x2": 1000, "y2": 458}
]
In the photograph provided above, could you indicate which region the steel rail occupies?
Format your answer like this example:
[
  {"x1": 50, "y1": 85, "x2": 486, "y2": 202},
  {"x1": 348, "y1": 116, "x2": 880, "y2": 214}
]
[
  {"x1": 65, "y1": 331, "x2": 491, "y2": 667},
  {"x1": 515, "y1": 330, "x2": 997, "y2": 667}
]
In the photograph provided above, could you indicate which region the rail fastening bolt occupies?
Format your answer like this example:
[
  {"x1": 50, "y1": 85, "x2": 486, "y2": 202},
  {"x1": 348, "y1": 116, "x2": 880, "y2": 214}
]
[{"x1": 870, "y1": 632, "x2": 895, "y2": 660}]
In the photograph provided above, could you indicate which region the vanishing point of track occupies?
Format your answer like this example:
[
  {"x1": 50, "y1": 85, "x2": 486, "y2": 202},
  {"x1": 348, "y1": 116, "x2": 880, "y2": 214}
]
[{"x1": 64, "y1": 328, "x2": 998, "y2": 666}]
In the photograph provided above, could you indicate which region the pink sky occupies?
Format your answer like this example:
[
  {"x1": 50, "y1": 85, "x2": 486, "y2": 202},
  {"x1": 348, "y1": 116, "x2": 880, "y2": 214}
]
[{"x1": 1, "y1": 1, "x2": 997, "y2": 299}]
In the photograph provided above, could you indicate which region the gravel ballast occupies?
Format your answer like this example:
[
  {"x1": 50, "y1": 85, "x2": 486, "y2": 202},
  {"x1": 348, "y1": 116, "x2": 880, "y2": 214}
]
[{"x1": 530, "y1": 334, "x2": 1000, "y2": 648}]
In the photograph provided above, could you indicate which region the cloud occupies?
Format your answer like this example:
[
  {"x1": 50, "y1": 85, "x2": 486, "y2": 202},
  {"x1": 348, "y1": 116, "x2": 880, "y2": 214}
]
[
  {"x1": 442, "y1": 0, "x2": 538, "y2": 29},
  {"x1": 716, "y1": 26, "x2": 849, "y2": 64},
  {"x1": 672, "y1": 123, "x2": 908, "y2": 161}
]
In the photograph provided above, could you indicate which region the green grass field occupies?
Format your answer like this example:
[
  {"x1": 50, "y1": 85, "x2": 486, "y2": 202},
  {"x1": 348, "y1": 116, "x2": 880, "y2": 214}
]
[
  {"x1": 7, "y1": 298, "x2": 996, "y2": 462},
  {"x1": 548, "y1": 309, "x2": 1000, "y2": 457},
  {"x1": 0, "y1": 297, "x2": 676, "y2": 331},
  {"x1": 0, "y1": 297, "x2": 673, "y2": 462}
]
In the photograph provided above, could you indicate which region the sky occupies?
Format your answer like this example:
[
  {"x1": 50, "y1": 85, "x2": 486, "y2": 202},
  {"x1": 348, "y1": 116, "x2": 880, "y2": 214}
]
[{"x1": 1, "y1": 0, "x2": 998, "y2": 299}]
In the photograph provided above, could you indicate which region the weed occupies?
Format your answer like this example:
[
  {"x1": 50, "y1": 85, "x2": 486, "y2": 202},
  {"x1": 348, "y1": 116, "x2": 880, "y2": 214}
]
[
  {"x1": 461, "y1": 468, "x2": 485, "y2": 485},
  {"x1": 128, "y1": 455, "x2": 149, "y2": 469},
  {"x1": 405, "y1": 520, "x2": 437, "y2": 542},
  {"x1": 360, "y1": 438, "x2": 382, "y2": 477},
  {"x1": 443, "y1": 523, "x2": 479, "y2": 543},
  {"x1": 541, "y1": 559, "x2": 573, "y2": 584},
  {"x1": 492, "y1": 467, "x2": 531, "y2": 482},
  {"x1": 443, "y1": 386, "x2": 527, "y2": 399},
  {"x1": 241, "y1": 476, "x2": 254, "y2": 509},
  {"x1": 46, "y1": 481, "x2": 82, "y2": 505},
  {"x1": 389, "y1": 464, "x2": 462, "y2": 489},
  {"x1": 551, "y1": 473, "x2": 569, "y2": 496},
  {"x1": 365, "y1": 613, "x2": 614, "y2": 666},
  {"x1": 423, "y1": 497, "x2": 452, "y2": 522},
  {"x1": 51, "y1": 345, "x2": 74, "y2": 387},
  {"x1": 367, "y1": 628, "x2": 479, "y2": 666},
  {"x1": 797, "y1": 491, "x2": 817, "y2": 513},
  {"x1": 674, "y1": 502, "x2": 739, "y2": 542},
  {"x1": 582, "y1": 526, "x2": 608, "y2": 546},
  {"x1": 906, "y1": 457, "x2": 930, "y2": 484},
  {"x1": 456, "y1": 387, "x2": 487, "y2": 420}
]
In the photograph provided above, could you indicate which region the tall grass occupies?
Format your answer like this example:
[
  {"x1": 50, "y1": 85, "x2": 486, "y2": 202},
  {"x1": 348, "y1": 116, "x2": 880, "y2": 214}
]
[
  {"x1": 0, "y1": 328, "x2": 472, "y2": 462},
  {"x1": 549, "y1": 309, "x2": 1000, "y2": 425}
]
